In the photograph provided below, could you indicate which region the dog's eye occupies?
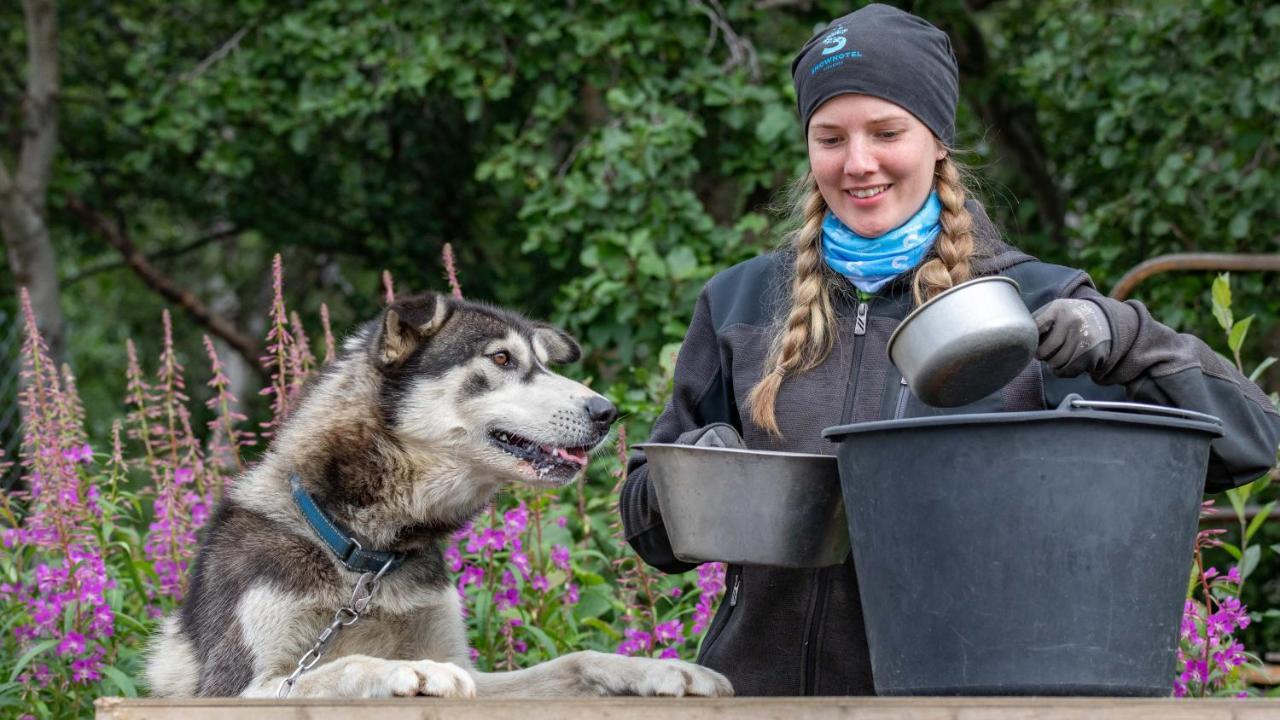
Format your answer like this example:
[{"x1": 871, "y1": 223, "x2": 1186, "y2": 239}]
[{"x1": 489, "y1": 351, "x2": 512, "y2": 368}]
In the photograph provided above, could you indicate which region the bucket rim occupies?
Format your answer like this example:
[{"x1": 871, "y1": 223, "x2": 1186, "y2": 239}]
[{"x1": 822, "y1": 406, "x2": 1225, "y2": 441}]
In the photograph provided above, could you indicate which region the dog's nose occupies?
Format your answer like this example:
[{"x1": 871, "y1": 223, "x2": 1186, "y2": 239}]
[{"x1": 585, "y1": 395, "x2": 617, "y2": 430}]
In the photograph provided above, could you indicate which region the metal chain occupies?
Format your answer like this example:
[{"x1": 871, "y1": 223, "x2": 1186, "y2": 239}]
[{"x1": 276, "y1": 556, "x2": 397, "y2": 699}]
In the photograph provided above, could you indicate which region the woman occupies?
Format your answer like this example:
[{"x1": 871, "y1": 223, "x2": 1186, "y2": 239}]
[{"x1": 620, "y1": 3, "x2": 1280, "y2": 697}]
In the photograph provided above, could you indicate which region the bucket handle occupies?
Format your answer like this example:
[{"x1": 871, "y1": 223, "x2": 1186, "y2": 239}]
[{"x1": 1057, "y1": 393, "x2": 1223, "y2": 427}]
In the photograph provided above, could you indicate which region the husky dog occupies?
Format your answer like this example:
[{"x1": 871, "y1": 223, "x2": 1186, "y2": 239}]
[{"x1": 145, "y1": 292, "x2": 732, "y2": 699}]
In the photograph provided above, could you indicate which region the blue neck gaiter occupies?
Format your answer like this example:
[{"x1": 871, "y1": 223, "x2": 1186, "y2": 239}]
[{"x1": 821, "y1": 191, "x2": 942, "y2": 293}]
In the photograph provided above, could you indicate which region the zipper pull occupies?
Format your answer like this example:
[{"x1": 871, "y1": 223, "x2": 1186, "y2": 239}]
[
  {"x1": 854, "y1": 302, "x2": 868, "y2": 336},
  {"x1": 728, "y1": 572, "x2": 741, "y2": 607}
]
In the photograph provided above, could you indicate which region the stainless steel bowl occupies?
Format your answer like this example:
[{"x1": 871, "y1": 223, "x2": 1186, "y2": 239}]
[
  {"x1": 635, "y1": 443, "x2": 850, "y2": 567},
  {"x1": 887, "y1": 276, "x2": 1037, "y2": 408}
]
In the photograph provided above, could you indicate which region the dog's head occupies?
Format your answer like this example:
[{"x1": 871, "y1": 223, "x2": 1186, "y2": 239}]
[{"x1": 370, "y1": 292, "x2": 616, "y2": 488}]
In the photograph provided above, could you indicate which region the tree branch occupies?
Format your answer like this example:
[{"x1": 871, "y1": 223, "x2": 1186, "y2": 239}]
[
  {"x1": 63, "y1": 223, "x2": 241, "y2": 286},
  {"x1": 64, "y1": 195, "x2": 263, "y2": 372}
]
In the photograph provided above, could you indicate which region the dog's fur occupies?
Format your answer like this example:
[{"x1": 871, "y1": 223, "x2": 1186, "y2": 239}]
[{"x1": 145, "y1": 293, "x2": 732, "y2": 699}]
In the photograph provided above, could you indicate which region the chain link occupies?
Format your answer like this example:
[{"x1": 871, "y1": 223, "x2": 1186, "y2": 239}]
[{"x1": 275, "y1": 556, "x2": 396, "y2": 699}]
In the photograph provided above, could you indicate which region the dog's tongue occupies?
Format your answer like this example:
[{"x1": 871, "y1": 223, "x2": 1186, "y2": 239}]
[{"x1": 548, "y1": 446, "x2": 588, "y2": 467}]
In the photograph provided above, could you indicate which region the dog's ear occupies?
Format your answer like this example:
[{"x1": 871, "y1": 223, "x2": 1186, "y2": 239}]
[
  {"x1": 379, "y1": 293, "x2": 451, "y2": 365},
  {"x1": 532, "y1": 324, "x2": 581, "y2": 365}
]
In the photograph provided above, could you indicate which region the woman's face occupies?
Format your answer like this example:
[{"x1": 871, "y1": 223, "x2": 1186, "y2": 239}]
[{"x1": 807, "y1": 94, "x2": 945, "y2": 238}]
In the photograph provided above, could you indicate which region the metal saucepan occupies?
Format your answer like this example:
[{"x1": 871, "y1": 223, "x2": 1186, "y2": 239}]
[
  {"x1": 887, "y1": 276, "x2": 1038, "y2": 408},
  {"x1": 635, "y1": 443, "x2": 850, "y2": 568}
]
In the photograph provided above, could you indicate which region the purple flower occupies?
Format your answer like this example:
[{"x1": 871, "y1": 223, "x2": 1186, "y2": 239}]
[
  {"x1": 1226, "y1": 566, "x2": 1241, "y2": 584},
  {"x1": 445, "y1": 544, "x2": 463, "y2": 573},
  {"x1": 563, "y1": 583, "x2": 580, "y2": 606},
  {"x1": 504, "y1": 504, "x2": 529, "y2": 538},
  {"x1": 531, "y1": 575, "x2": 550, "y2": 592},
  {"x1": 1202, "y1": 567, "x2": 1219, "y2": 581},
  {"x1": 511, "y1": 551, "x2": 531, "y2": 577},
  {"x1": 71, "y1": 652, "x2": 103, "y2": 683},
  {"x1": 494, "y1": 586, "x2": 521, "y2": 611},
  {"x1": 458, "y1": 564, "x2": 484, "y2": 591},
  {"x1": 58, "y1": 631, "x2": 86, "y2": 657},
  {"x1": 556, "y1": 516, "x2": 568, "y2": 528},
  {"x1": 1180, "y1": 659, "x2": 1209, "y2": 685},
  {"x1": 551, "y1": 544, "x2": 571, "y2": 571},
  {"x1": 617, "y1": 628, "x2": 653, "y2": 656},
  {"x1": 659, "y1": 646, "x2": 681, "y2": 659},
  {"x1": 654, "y1": 619, "x2": 684, "y2": 644},
  {"x1": 61, "y1": 443, "x2": 93, "y2": 464}
]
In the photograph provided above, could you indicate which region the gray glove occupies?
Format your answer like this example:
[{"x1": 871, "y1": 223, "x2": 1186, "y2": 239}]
[
  {"x1": 683, "y1": 423, "x2": 745, "y2": 449},
  {"x1": 1033, "y1": 298, "x2": 1113, "y2": 378}
]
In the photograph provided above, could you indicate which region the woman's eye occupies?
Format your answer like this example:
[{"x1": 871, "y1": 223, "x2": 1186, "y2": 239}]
[
  {"x1": 877, "y1": 130, "x2": 902, "y2": 140},
  {"x1": 490, "y1": 351, "x2": 511, "y2": 367}
]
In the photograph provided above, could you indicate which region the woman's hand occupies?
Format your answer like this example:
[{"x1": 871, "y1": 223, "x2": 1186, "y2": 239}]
[{"x1": 1033, "y1": 298, "x2": 1112, "y2": 378}]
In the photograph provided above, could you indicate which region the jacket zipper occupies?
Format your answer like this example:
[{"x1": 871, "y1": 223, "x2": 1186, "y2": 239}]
[
  {"x1": 803, "y1": 298, "x2": 869, "y2": 695},
  {"x1": 894, "y1": 375, "x2": 910, "y2": 419}
]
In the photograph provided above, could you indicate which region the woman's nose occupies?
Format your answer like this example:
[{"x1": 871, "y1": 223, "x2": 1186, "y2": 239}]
[{"x1": 843, "y1": 138, "x2": 877, "y2": 176}]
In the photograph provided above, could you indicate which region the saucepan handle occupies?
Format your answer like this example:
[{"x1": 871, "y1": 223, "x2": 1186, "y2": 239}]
[{"x1": 1056, "y1": 393, "x2": 1222, "y2": 427}]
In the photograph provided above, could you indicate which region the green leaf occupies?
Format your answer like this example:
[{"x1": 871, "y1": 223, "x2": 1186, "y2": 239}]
[
  {"x1": 1225, "y1": 483, "x2": 1249, "y2": 518},
  {"x1": 7, "y1": 638, "x2": 58, "y2": 683},
  {"x1": 1248, "y1": 356, "x2": 1276, "y2": 383},
  {"x1": 1228, "y1": 315, "x2": 1253, "y2": 355},
  {"x1": 1241, "y1": 544, "x2": 1261, "y2": 581},
  {"x1": 1221, "y1": 541, "x2": 1242, "y2": 560},
  {"x1": 665, "y1": 247, "x2": 698, "y2": 280},
  {"x1": 100, "y1": 665, "x2": 139, "y2": 697},
  {"x1": 522, "y1": 623, "x2": 560, "y2": 658},
  {"x1": 1246, "y1": 501, "x2": 1275, "y2": 544},
  {"x1": 1228, "y1": 212, "x2": 1250, "y2": 239},
  {"x1": 1210, "y1": 274, "x2": 1232, "y2": 331}
]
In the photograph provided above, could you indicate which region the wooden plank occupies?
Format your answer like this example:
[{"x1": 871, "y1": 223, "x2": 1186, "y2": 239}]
[{"x1": 94, "y1": 696, "x2": 1280, "y2": 720}]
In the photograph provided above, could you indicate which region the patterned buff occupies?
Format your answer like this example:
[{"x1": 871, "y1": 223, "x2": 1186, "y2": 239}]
[{"x1": 821, "y1": 191, "x2": 942, "y2": 293}]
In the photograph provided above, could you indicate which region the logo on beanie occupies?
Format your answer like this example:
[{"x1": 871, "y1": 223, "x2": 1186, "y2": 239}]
[{"x1": 821, "y1": 26, "x2": 847, "y2": 55}]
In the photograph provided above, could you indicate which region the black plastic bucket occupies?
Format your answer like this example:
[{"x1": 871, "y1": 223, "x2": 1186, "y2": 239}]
[{"x1": 822, "y1": 396, "x2": 1222, "y2": 696}]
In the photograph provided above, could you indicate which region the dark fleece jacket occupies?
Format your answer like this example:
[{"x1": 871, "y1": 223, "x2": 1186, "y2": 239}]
[{"x1": 620, "y1": 202, "x2": 1280, "y2": 696}]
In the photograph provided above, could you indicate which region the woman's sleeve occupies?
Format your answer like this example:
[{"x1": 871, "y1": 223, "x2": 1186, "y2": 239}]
[
  {"x1": 620, "y1": 285, "x2": 740, "y2": 573},
  {"x1": 1070, "y1": 285, "x2": 1280, "y2": 492}
]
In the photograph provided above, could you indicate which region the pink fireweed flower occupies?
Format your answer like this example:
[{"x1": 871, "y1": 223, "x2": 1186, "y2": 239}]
[
  {"x1": 494, "y1": 586, "x2": 521, "y2": 611},
  {"x1": 1225, "y1": 566, "x2": 1241, "y2": 584},
  {"x1": 58, "y1": 631, "x2": 87, "y2": 657},
  {"x1": 659, "y1": 646, "x2": 681, "y2": 659},
  {"x1": 511, "y1": 551, "x2": 531, "y2": 578},
  {"x1": 1213, "y1": 642, "x2": 1247, "y2": 673},
  {"x1": 531, "y1": 575, "x2": 550, "y2": 593},
  {"x1": 551, "y1": 544, "x2": 571, "y2": 571},
  {"x1": 70, "y1": 651, "x2": 104, "y2": 683},
  {"x1": 504, "y1": 504, "x2": 529, "y2": 538},
  {"x1": 617, "y1": 628, "x2": 653, "y2": 656},
  {"x1": 1180, "y1": 659, "x2": 1209, "y2": 685},
  {"x1": 458, "y1": 565, "x2": 485, "y2": 591},
  {"x1": 445, "y1": 545, "x2": 463, "y2": 573},
  {"x1": 1202, "y1": 567, "x2": 1219, "y2": 581},
  {"x1": 654, "y1": 619, "x2": 684, "y2": 645}
]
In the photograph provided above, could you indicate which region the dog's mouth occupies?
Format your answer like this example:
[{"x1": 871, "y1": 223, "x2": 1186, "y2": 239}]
[{"x1": 489, "y1": 430, "x2": 592, "y2": 484}]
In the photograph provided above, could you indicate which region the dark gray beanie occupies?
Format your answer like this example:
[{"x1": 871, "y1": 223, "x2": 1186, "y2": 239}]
[{"x1": 791, "y1": 4, "x2": 959, "y2": 145}]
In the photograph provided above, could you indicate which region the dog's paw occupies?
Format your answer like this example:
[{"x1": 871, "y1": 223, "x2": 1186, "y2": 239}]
[
  {"x1": 628, "y1": 658, "x2": 733, "y2": 697},
  {"x1": 579, "y1": 653, "x2": 733, "y2": 697},
  {"x1": 386, "y1": 659, "x2": 477, "y2": 698}
]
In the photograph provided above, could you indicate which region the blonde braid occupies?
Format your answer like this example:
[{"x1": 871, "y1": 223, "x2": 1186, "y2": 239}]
[
  {"x1": 747, "y1": 175, "x2": 839, "y2": 437},
  {"x1": 911, "y1": 156, "x2": 976, "y2": 305}
]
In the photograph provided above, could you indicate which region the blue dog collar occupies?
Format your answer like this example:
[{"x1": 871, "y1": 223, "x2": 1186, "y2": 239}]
[{"x1": 290, "y1": 472, "x2": 405, "y2": 575}]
